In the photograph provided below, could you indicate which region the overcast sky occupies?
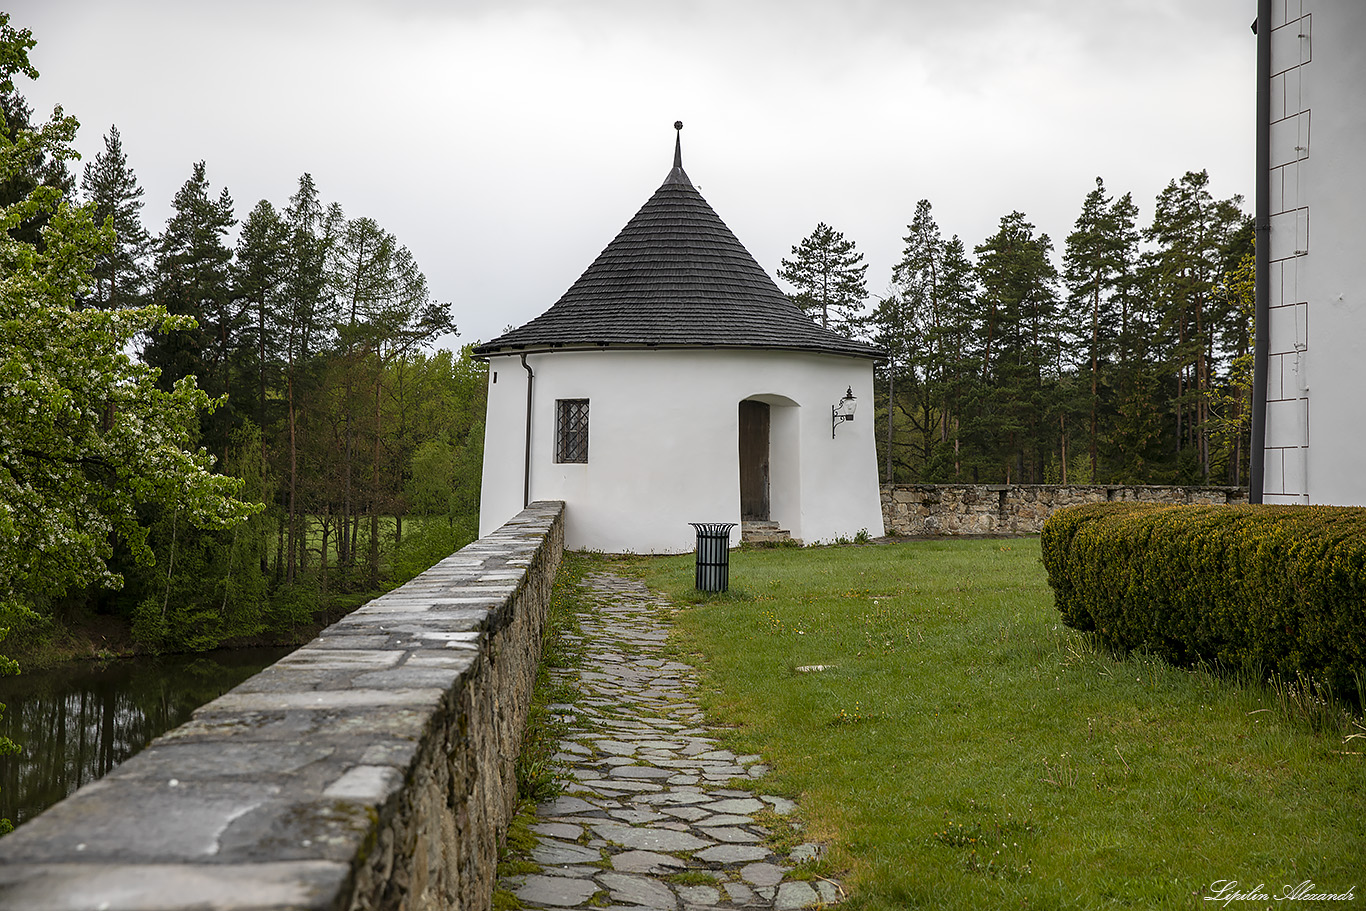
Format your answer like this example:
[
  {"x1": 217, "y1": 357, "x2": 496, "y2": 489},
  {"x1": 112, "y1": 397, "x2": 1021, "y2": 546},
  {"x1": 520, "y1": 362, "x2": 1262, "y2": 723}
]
[{"x1": 13, "y1": 0, "x2": 1256, "y2": 350}]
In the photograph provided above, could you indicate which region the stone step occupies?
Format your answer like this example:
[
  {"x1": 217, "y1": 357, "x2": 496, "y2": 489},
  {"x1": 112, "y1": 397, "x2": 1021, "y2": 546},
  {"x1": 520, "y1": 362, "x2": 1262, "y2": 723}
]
[{"x1": 741, "y1": 520, "x2": 791, "y2": 544}]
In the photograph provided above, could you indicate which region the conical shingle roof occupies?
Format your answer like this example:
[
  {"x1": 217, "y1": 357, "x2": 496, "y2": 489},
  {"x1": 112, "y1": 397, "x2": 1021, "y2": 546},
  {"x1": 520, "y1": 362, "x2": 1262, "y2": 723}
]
[{"x1": 474, "y1": 128, "x2": 884, "y2": 360}]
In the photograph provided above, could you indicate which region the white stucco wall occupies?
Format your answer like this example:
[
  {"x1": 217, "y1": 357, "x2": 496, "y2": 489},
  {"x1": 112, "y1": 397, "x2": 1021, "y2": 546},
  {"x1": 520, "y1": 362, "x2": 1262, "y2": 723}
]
[
  {"x1": 478, "y1": 348, "x2": 884, "y2": 553},
  {"x1": 1262, "y1": 0, "x2": 1366, "y2": 505}
]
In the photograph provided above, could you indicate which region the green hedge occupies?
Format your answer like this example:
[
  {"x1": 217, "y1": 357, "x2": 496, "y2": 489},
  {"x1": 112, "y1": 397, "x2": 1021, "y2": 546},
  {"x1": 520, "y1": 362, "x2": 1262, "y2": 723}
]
[{"x1": 1041, "y1": 502, "x2": 1366, "y2": 700}]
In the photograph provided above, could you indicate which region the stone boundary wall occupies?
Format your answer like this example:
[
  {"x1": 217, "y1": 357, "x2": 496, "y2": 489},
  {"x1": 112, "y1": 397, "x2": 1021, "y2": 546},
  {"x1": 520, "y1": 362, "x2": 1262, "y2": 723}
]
[
  {"x1": 0, "y1": 501, "x2": 566, "y2": 911},
  {"x1": 881, "y1": 484, "x2": 1248, "y2": 536}
]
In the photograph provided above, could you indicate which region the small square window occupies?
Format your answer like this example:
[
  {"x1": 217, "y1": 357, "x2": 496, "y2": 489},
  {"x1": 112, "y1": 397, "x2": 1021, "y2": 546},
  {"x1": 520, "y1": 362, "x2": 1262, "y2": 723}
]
[{"x1": 556, "y1": 399, "x2": 589, "y2": 463}]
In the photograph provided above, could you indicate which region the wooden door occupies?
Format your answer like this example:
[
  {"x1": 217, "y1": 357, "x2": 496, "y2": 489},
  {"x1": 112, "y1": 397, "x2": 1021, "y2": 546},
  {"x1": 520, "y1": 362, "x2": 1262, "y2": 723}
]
[{"x1": 738, "y1": 400, "x2": 770, "y2": 520}]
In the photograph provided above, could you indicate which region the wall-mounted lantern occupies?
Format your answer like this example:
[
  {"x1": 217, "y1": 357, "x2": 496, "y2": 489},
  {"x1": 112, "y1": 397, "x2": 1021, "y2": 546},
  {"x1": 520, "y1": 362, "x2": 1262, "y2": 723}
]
[{"x1": 832, "y1": 386, "x2": 857, "y2": 438}]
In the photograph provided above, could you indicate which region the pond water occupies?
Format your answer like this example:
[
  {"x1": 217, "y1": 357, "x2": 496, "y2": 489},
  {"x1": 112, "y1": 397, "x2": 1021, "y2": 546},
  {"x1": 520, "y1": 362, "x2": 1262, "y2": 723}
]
[{"x1": 0, "y1": 647, "x2": 294, "y2": 829}]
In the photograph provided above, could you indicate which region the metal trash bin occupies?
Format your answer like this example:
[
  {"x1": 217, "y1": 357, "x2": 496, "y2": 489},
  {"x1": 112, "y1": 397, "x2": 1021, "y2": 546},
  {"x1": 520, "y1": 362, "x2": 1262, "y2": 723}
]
[{"x1": 690, "y1": 522, "x2": 736, "y2": 592}]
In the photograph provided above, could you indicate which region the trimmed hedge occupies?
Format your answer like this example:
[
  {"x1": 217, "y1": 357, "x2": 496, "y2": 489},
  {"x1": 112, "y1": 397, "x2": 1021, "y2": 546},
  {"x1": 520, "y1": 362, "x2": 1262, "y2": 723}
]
[{"x1": 1041, "y1": 502, "x2": 1366, "y2": 700}]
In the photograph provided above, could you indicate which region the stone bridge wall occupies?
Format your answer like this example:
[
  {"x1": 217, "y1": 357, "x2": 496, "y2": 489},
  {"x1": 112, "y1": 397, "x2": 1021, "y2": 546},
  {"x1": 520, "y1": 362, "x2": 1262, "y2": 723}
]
[
  {"x1": 881, "y1": 484, "x2": 1248, "y2": 536},
  {"x1": 0, "y1": 501, "x2": 566, "y2": 911}
]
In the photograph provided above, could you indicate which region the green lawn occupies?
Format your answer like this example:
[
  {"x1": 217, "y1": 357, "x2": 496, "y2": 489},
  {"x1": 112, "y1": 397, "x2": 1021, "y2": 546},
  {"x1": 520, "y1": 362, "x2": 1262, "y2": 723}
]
[{"x1": 621, "y1": 539, "x2": 1365, "y2": 910}]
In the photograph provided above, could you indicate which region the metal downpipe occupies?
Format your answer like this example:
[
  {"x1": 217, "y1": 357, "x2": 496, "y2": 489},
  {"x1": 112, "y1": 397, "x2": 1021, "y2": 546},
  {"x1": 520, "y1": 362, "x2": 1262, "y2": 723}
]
[
  {"x1": 1249, "y1": 0, "x2": 1272, "y2": 503},
  {"x1": 520, "y1": 353, "x2": 534, "y2": 509}
]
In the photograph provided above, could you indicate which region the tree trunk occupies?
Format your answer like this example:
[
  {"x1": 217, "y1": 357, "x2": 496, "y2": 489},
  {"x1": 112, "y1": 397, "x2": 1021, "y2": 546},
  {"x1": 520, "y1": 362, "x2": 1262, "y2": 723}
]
[
  {"x1": 1090, "y1": 280, "x2": 1100, "y2": 482},
  {"x1": 954, "y1": 419, "x2": 960, "y2": 479},
  {"x1": 369, "y1": 361, "x2": 383, "y2": 589},
  {"x1": 1061, "y1": 413, "x2": 1068, "y2": 484},
  {"x1": 287, "y1": 370, "x2": 298, "y2": 583},
  {"x1": 1196, "y1": 289, "x2": 1209, "y2": 480},
  {"x1": 885, "y1": 364, "x2": 894, "y2": 484},
  {"x1": 319, "y1": 514, "x2": 331, "y2": 595},
  {"x1": 341, "y1": 390, "x2": 353, "y2": 569}
]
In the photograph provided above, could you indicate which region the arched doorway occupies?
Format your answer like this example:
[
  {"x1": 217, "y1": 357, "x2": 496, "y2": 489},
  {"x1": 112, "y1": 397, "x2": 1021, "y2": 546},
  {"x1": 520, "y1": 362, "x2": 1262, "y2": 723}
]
[{"x1": 738, "y1": 400, "x2": 770, "y2": 520}]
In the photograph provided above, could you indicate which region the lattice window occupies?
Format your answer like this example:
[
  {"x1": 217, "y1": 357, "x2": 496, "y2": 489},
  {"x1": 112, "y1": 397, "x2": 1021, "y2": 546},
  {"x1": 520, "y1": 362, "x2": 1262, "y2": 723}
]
[{"x1": 556, "y1": 399, "x2": 589, "y2": 463}]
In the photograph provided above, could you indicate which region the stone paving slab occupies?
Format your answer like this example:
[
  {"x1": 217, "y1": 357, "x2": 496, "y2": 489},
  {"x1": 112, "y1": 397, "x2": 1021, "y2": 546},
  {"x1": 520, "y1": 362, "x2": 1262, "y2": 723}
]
[{"x1": 497, "y1": 572, "x2": 842, "y2": 910}]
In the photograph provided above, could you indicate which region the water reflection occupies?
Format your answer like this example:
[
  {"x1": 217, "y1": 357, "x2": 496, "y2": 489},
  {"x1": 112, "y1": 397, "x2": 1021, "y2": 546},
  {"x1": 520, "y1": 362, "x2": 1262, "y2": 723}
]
[{"x1": 0, "y1": 647, "x2": 292, "y2": 828}]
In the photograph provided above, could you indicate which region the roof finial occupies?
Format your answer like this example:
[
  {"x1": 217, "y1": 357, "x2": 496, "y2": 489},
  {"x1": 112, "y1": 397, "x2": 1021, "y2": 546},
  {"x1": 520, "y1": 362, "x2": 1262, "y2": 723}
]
[{"x1": 673, "y1": 120, "x2": 683, "y2": 170}]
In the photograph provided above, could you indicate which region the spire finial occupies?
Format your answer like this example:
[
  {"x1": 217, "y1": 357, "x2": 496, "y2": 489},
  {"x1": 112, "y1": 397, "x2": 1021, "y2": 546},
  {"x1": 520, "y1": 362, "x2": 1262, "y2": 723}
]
[{"x1": 673, "y1": 120, "x2": 683, "y2": 170}]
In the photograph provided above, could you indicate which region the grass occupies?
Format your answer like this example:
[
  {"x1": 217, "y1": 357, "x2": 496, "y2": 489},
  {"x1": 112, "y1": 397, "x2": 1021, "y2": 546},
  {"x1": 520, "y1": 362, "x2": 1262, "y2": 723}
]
[
  {"x1": 514, "y1": 550, "x2": 590, "y2": 803},
  {"x1": 618, "y1": 538, "x2": 1366, "y2": 910},
  {"x1": 665, "y1": 871, "x2": 720, "y2": 886}
]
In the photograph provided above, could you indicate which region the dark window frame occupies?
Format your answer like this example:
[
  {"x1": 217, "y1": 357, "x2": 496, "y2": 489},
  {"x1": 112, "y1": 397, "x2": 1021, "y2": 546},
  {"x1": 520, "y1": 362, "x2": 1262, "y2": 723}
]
[{"x1": 556, "y1": 398, "x2": 589, "y2": 463}]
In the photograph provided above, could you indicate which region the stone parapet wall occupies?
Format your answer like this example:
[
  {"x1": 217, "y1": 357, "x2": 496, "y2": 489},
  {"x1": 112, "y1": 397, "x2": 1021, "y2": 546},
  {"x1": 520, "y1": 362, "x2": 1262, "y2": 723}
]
[
  {"x1": 0, "y1": 501, "x2": 566, "y2": 911},
  {"x1": 881, "y1": 484, "x2": 1248, "y2": 536}
]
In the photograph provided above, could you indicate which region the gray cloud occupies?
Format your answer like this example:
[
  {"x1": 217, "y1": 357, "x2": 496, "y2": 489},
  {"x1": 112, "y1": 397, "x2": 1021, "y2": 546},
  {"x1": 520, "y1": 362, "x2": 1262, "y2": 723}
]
[{"x1": 8, "y1": 0, "x2": 1254, "y2": 346}]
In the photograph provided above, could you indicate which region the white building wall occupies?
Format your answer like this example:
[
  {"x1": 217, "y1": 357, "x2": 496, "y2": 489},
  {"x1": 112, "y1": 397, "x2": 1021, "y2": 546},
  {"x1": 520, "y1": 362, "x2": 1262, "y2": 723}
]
[
  {"x1": 1263, "y1": 0, "x2": 1366, "y2": 505},
  {"x1": 479, "y1": 357, "x2": 533, "y2": 529},
  {"x1": 478, "y1": 348, "x2": 884, "y2": 553}
]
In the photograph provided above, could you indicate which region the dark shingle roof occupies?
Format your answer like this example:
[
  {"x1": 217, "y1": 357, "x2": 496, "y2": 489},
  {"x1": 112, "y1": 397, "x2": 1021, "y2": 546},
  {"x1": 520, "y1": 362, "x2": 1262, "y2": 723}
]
[{"x1": 473, "y1": 136, "x2": 883, "y2": 360}]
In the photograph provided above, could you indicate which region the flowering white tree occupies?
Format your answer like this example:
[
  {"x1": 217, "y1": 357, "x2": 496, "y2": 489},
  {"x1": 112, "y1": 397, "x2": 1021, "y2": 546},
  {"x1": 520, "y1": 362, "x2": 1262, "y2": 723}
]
[{"x1": 0, "y1": 14, "x2": 256, "y2": 633}]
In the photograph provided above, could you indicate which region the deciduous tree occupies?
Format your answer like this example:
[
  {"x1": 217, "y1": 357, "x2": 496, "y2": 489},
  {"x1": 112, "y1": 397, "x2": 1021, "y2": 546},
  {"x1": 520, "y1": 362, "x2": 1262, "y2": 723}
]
[
  {"x1": 0, "y1": 19, "x2": 256, "y2": 635},
  {"x1": 327, "y1": 213, "x2": 454, "y2": 584}
]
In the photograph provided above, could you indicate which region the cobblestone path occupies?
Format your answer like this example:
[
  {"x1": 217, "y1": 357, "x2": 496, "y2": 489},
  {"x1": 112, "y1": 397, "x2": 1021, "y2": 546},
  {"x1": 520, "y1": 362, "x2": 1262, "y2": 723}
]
[{"x1": 500, "y1": 571, "x2": 843, "y2": 910}]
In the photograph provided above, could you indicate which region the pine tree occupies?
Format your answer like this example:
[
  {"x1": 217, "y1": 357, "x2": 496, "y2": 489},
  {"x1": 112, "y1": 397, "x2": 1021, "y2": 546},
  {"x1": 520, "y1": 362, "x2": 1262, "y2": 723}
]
[
  {"x1": 777, "y1": 222, "x2": 869, "y2": 336},
  {"x1": 278, "y1": 174, "x2": 337, "y2": 581},
  {"x1": 970, "y1": 211, "x2": 1060, "y2": 483},
  {"x1": 282, "y1": 175, "x2": 336, "y2": 362},
  {"x1": 1062, "y1": 178, "x2": 1140, "y2": 481},
  {"x1": 1144, "y1": 170, "x2": 1245, "y2": 481},
  {"x1": 1209, "y1": 223, "x2": 1256, "y2": 485},
  {"x1": 874, "y1": 200, "x2": 976, "y2": 480},
  {"x1": 0, "y1": 15, "x2": 73, "y2": 249},
  {"x1": 79, "y1": 126, "x2": 150, "y2": 310},
  {"x1": 144, "y1": 161, "x2": 239, "y2": 454},
  {"x1": 234, "y1": 199, "x2": 288, "y2": 429},
  {"x1": 935, "y1": 237, "x2": 977, "y2": 479},
  {"x1": 230, "y1": 200, "x2": 289, "y2": 578},
  {"x1": 875, "y1": 203, "x2": 940, "y2": 478}
]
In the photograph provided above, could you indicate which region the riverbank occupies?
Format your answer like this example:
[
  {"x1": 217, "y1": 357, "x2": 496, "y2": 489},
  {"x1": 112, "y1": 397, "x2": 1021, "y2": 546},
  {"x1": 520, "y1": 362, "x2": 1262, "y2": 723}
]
[
  {"x1": 3, "y1": 521, "x2": 481, "y2": 670},
  {"x1": 1, "y1": 592, "x2": 373, "y2": 670}
]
